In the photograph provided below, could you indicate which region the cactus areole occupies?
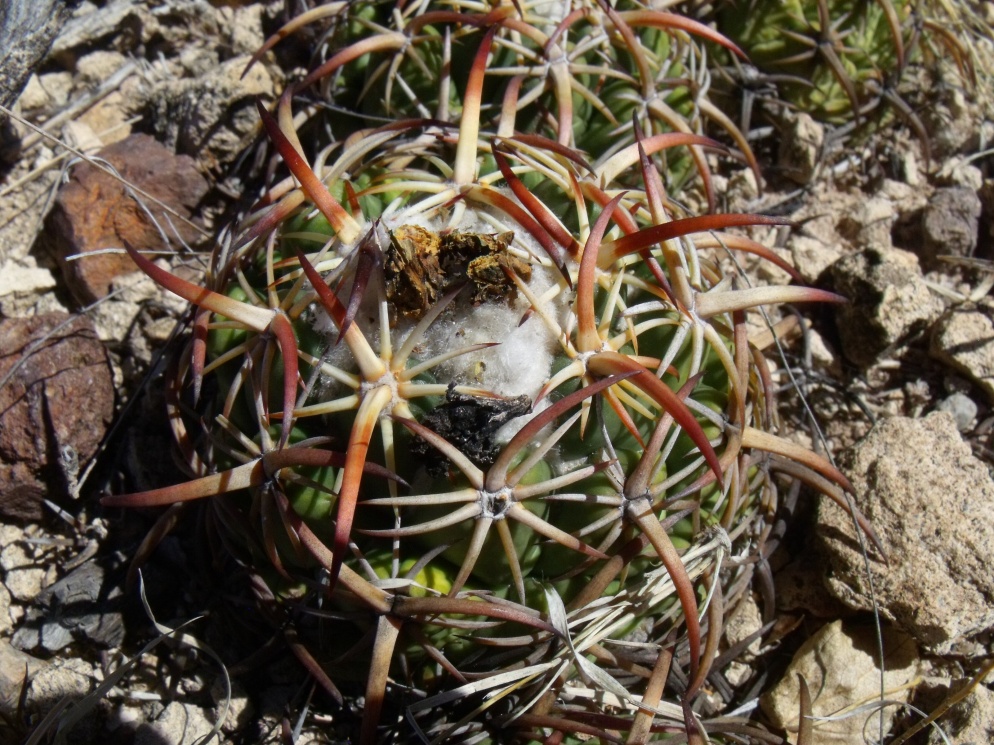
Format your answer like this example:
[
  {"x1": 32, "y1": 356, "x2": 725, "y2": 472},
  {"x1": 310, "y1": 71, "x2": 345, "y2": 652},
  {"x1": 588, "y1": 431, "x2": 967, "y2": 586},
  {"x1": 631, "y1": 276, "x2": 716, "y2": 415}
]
[{"x1": 103, "y1": 5, "x2": 874, "y2": 743}]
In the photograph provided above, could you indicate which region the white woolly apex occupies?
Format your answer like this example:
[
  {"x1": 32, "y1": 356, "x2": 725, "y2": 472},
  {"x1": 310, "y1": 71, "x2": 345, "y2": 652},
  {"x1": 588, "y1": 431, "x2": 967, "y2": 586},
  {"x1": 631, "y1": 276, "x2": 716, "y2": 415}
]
[
  {"x1": 383, "y1": 205, "x2": 570, "y2": 402},
  {"x1": 306, "y1": 201, "x2": 575, "y2": 405}
]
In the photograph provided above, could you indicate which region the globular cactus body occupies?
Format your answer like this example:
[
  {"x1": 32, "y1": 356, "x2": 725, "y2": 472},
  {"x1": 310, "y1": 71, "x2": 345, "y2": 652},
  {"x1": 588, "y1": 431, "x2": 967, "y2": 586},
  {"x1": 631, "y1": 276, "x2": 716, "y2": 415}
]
[{"x1": 104, "y1": 4, "x2": 878, "y2": 742}]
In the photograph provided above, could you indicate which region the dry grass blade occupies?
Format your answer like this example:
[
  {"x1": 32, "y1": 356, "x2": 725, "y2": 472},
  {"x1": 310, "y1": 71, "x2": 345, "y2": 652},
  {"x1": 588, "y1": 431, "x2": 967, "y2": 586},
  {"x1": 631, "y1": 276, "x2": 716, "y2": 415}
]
[
  {"x1": 889, "y1": 657, "x2": 994, "y2": 745},
  {"x1": 0, "y1": 102, "x2": 209, "y2": 239},
  {"x1": 25, "y1": 574, "x2": 229, "y2": 745}
]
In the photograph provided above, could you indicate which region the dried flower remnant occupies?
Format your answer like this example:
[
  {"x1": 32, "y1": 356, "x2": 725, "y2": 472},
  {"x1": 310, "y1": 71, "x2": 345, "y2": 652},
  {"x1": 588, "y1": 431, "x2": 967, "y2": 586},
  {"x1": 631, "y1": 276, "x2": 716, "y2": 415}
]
[{"x1": 384, "y1": 225, "x2": 529, "y2": 319}]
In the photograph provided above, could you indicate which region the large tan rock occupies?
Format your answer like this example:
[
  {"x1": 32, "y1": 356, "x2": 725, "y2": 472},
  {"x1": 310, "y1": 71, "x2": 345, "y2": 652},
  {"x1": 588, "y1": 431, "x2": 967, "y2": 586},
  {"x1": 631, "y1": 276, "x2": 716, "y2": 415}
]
[
  {"x1": 760, "y1": 621, "x2": 918, "y2": 745},
  {"x1": 819, "y1": 412, "x2": 994, "y2": 654},
  {"x1": 146, "y1": 54, "x2": 276, "y2": 167},
  {"x1": 930, "y1": 301, "x2": 994, "y2": 404},
  {"x1": 828, "y1": 246, "x2": 942, "y2": 367},
  {"x1": 777, "y1": 110, "x2": 824, "y2": 184},
  {"x1": 914, "y1": 675, "x2": 994, "y2": 745}
]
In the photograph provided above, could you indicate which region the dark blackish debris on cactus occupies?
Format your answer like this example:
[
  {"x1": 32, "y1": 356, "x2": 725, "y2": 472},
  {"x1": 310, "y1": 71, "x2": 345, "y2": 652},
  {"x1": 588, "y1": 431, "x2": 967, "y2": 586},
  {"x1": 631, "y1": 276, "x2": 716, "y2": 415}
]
[{"x1": 412, "y1": 383, "x2": 531, "y2": 475}]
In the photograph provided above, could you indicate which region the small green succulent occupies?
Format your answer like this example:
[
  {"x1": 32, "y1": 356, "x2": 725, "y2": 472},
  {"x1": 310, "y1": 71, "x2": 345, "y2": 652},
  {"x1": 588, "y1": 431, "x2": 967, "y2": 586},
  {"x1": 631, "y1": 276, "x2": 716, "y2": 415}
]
[
  {"x1": 717, "y1": 0, "x2": 907, "y2": 121},
  {"x1": 711, "y1": 0, "x2": 979, "y2": 159}
]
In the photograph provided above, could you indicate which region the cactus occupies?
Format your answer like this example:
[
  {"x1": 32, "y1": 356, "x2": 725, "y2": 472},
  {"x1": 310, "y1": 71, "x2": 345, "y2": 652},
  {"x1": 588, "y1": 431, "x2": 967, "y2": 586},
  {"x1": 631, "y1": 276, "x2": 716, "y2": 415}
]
[
  {"x1": 102, "y1": 6, "x2": 881, "y2": 743},
  {"x1": 247, "y1": 0, "x2": 761, "y2": 204},
  {"x1": 711, "y1": 0, "x2": 977, "y2": 155},
  {"x1": 715, "y1": 0, "x2": 907, "y2": 121}
]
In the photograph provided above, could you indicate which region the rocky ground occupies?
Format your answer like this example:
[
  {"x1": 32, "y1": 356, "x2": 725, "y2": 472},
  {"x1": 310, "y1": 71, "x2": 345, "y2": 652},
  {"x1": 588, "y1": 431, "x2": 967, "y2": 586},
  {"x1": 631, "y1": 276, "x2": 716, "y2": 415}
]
[{"x1": 1, "y1": 1, "x2": 993, "y2": 744}]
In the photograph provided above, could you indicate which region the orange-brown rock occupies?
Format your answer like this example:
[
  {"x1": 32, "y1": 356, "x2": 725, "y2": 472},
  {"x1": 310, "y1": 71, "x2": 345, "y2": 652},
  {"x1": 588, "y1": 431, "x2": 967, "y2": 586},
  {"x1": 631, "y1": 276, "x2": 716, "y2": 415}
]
[
  {"x1": 45, "y1": 133, "x2": 208, "y2": 303},
  {"x1": 0, "y1": 313, "x2": 114, "y2": 520}
]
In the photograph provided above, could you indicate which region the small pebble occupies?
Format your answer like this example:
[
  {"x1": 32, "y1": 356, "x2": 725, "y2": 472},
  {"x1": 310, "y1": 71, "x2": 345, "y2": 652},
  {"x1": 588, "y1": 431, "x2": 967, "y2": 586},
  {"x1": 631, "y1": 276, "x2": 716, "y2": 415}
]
[
  {"x1": 5, "y1": 567, "x2": 46, "y2": 602},
  {"x1": 936, "y1": 393, "x2": 978, "y2": 431}
]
